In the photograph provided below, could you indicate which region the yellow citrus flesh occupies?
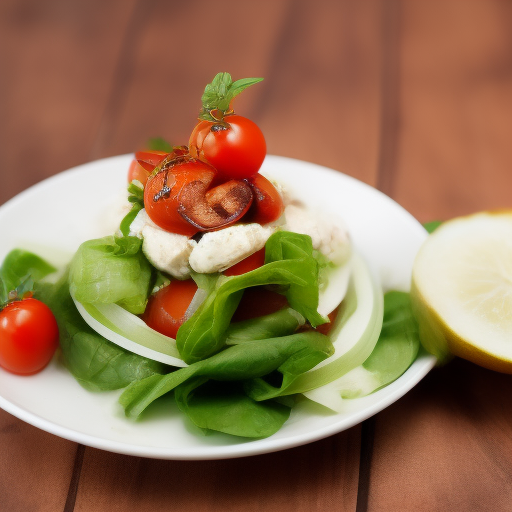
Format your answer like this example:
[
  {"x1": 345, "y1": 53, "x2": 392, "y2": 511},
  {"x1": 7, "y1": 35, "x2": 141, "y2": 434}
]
[{"x1": 411, "y1": 211, "x2": 512, "y2": 373}]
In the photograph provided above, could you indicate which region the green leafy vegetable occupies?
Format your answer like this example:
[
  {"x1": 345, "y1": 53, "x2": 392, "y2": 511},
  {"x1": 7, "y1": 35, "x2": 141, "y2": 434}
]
[
  {"x1": 175, "y1": 379, "x2": 290, "y2": 438},
  {"x1": 0, "y1": 249, "x2": 56, "y2": 303},
  {"x1": 423, "y1": 220, "x2": 442, "y2": 234},
  {"x1": 224, "y1": 308, "x2": 305, "y2": 345},
  {"x1": 119, "y1": 181, "x2": 144, "y2": 237},
  {"x1": 177, "y1": 231, "x2": 326, "y2": 363},
  {"x1": 45, "y1": 273, "x2": 166, "y2": 391},
  {"x1": 146, "y1": 137, "x2": 173, "y2": 152},
  {"x1": 120, "y1": 331, "x2": 333, "y2": 425},
  {"x1": 199, "y1": 72, "x2": 263, "y2": 121},
  {"x1": 303, "y1": 291, "x2": 421, "y2": 409},
  {"x1": 69, "y1": 235, "x2": 152, "y2": 314}
]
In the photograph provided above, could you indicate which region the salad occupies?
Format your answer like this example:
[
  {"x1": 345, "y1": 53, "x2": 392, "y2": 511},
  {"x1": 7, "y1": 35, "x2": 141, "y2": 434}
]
[{"x1": 0, "y1": 73, "x2": 423, "y2": 439}]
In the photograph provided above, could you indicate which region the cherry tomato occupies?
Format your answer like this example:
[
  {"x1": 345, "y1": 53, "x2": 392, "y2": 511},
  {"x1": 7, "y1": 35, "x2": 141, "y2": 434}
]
[
  {"x1": 128, "y1": 159, "x2": 153, "y2": 185},
  {"x1": 189, "y1": 114, "x2": 266, "y2": 179},
  {"x1": 315, "y1": 308, "x2": 339, "y2": 335},
  {"x1": 135, "y1": 150, "x2": 169, "y2": 167},
  {"x1": 224, "y1": 248, "x2": 265, "y2": 276},
  {"x1": 127, "y1": 150, "x2": 169, "y2": 185},
  {"x1": 144, "y1": 159, "x2": 217, "y2": 237},
  {"x1": 0, "y1": 298, "x2": 59, "y2": 375},
  {"x1": 245, "y1": 174, "x2": 284, "y2": 224},
  {"x1": 143, "y1": 280, "x2": 198, "y2": 339},
  {"x1": 231, "y1": 287, "x2": 289, "y2": 322}
]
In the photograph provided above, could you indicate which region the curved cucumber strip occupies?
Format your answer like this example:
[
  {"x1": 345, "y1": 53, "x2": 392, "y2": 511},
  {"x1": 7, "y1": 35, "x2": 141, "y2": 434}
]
[
  {"x1": 74, "y1": 299, "x2": 187, "y2": 368},
  {"x1": 282, "y1": 253, "x2": 383, "y2": 395}
]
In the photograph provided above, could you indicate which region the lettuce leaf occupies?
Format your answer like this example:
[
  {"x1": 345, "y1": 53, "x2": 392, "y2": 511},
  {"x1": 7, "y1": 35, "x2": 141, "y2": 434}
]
[
  {"x1": 45, "y1": 273, "x2": 167, "y2": 391},
  {"x1": 177, "y1": 231, "x2": 326, "y2": 363},
  {"x1": 69, "y1": 235, "x2": 152, "y2": 314}
]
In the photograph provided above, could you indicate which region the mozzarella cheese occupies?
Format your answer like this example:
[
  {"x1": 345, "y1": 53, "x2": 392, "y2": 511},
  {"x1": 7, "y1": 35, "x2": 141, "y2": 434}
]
[
  {"x1": 189, "y1": 223, "x2": 275, "y2": 274},
  {"x1": 130, "y1": 209, "x2": 196, "y2": 279},
  {"x1": 283, "y1": 204, "x2": 351, "y2": 265}
]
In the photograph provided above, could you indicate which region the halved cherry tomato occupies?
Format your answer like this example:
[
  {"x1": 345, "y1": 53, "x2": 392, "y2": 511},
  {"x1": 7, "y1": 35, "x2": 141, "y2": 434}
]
[
  {"x1": 128, "y1": 159, "x2": 153, "y2": 185},
  {"x1": 224, "y1": 248, "x2": 265, "y2": 276},
  {"x1": 245, "y1": 174, "x2": 284, "y2": 224},
  {"x1": 179, "y1": 179, "x2": 253, "y2": 231},
  {"x1": 0, "y1": 298, "x2": 59, "y2": 375},
  {"x1": 315, "y1": 308, "x2": 339, "y2": 335},
  {"x1": 127, "y1": 150, "x2": 170, "y2": 185},
  {"x1": 144, "y1": 159, "x2": 217, "y2": 237},
  {"x1": 189, "y1": 114, "x2": 266, "y2": 179},
  {"x1": 135, "y1": 150, "x2": 169, "y2": 167},
  {"x1": 231, "y1": 287, "x2": 289, "y2": 322},
  {"x1": 143, "y1": 280, "x2": 198, "y2": 339}
]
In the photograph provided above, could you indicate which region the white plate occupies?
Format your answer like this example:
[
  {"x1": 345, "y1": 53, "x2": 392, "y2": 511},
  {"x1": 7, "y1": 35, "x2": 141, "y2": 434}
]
[{"x1": 0, "y1": 155, "x2": 436, "y2": 460}]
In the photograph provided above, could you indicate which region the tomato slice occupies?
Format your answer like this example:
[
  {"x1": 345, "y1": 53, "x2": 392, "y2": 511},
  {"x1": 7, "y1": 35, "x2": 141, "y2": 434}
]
[
  {"x1": 128, "y1": 159, "x2": 153, "y2": 185},
  {"x1": 143, "y1": 279, "x2": 198, "y2": 339},
  {"x1": 231, "y1": 287, "x2": 289, "y2": 322},
  {"x1": 224, "y1": 248, "x2": 265, "y2": 276},
  {"x1": 245, "y1": 174, "x2": 284, "y2": 224},
  {"x1": 135, "y1": 150, "x2": 169, "y2": 167},
  {"x1": 144, "y1": 159, "x2": 217, "y2": 236}
]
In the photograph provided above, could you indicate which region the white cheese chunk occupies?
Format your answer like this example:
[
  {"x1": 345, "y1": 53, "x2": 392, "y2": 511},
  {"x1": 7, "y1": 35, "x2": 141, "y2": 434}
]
[
  {"x1": 129, "y1": 209, "x2": 196, "y2": 279},
  {"x1": 283, "y1": 204, "x2": 351, "y2": 265},
  {"x1": 189, "y1": 223, "x2": 275, "y2": 274}
]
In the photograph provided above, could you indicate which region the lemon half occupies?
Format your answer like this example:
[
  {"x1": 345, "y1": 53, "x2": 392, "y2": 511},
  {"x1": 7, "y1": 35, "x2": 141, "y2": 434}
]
[{"x1": 411, "y1": 211, "x2": 512, "y2": 373}]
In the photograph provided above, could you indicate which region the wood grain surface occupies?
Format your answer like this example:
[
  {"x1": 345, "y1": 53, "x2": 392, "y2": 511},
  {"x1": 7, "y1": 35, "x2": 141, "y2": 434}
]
[{"x1": 0, "y1": 1, "x2": 511, "y2": 511}]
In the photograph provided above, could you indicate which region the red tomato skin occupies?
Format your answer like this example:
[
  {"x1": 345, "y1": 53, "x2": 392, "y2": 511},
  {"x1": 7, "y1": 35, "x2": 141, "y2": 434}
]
[
  {"x1": 189, "y1": 115, "x2": 266, "y2": 179},
  {"x1": 245, "y1": 174, "x2": 284, "y2": 225},
  {"x1": 128, "y1": 159, "x2": 152, "y2": 185},
  {"x1": 144, "y1": 160, "x2": 217, "y2": 236},
  {"x1": 128, "y1": 151, "x2": 169, "y2": 185},
  {"x1": 0, "y1": 298, "x2": 59, "y2": 375},
  {"x1": 135, "y1": 150, "x2": 168, "y2": 167},
  {"x1": 143, "y1": 280, "x2": 198, "y2": 339},
  {"x1": 224, "y1": 248, "x2": 266, "y2": 276}
]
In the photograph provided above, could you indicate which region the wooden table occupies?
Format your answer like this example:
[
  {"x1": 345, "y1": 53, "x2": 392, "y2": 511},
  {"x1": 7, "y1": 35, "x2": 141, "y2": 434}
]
[{"x1": 1, "y1": 1, "x2": 511, "y2": 510}]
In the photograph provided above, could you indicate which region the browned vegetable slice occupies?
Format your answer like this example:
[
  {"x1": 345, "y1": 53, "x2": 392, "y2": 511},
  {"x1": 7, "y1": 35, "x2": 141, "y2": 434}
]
[{"x1": 178, "y1": 179, "x2": 253, "y2": 231}]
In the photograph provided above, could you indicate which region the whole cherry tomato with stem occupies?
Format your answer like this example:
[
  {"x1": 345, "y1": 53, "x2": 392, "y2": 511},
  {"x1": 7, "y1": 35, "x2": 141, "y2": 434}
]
[
  {"x1": 189, "y1": 72, "x2": 266, "y2": 179},
  {"x1": 189, "y1": 115, "x2": 266, "y2": 180}
]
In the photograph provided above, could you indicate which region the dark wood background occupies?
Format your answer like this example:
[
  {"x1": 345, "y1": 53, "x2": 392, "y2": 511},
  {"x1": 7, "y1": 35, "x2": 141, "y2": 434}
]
[{"x1": 1, "y1": 1, "x2": 511, "y2": 510}]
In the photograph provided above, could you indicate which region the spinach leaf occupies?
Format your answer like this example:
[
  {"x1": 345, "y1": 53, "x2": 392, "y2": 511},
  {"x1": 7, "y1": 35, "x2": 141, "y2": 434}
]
[
  {"x1": 177, "y1": 231, "x2": 326, "y2": 363},
  {"x1": 361, "y1": 291, "x2": 420, "y2": 387},
  {"x1": 119, "y1": 331, "x2": 333, "y2": 420},
  {"x1": 175, "y1": 379, "x2": 290, "y2": 438},
  {"x1": 0, "y1": 249, "x2": 56, "y2": 302}
]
